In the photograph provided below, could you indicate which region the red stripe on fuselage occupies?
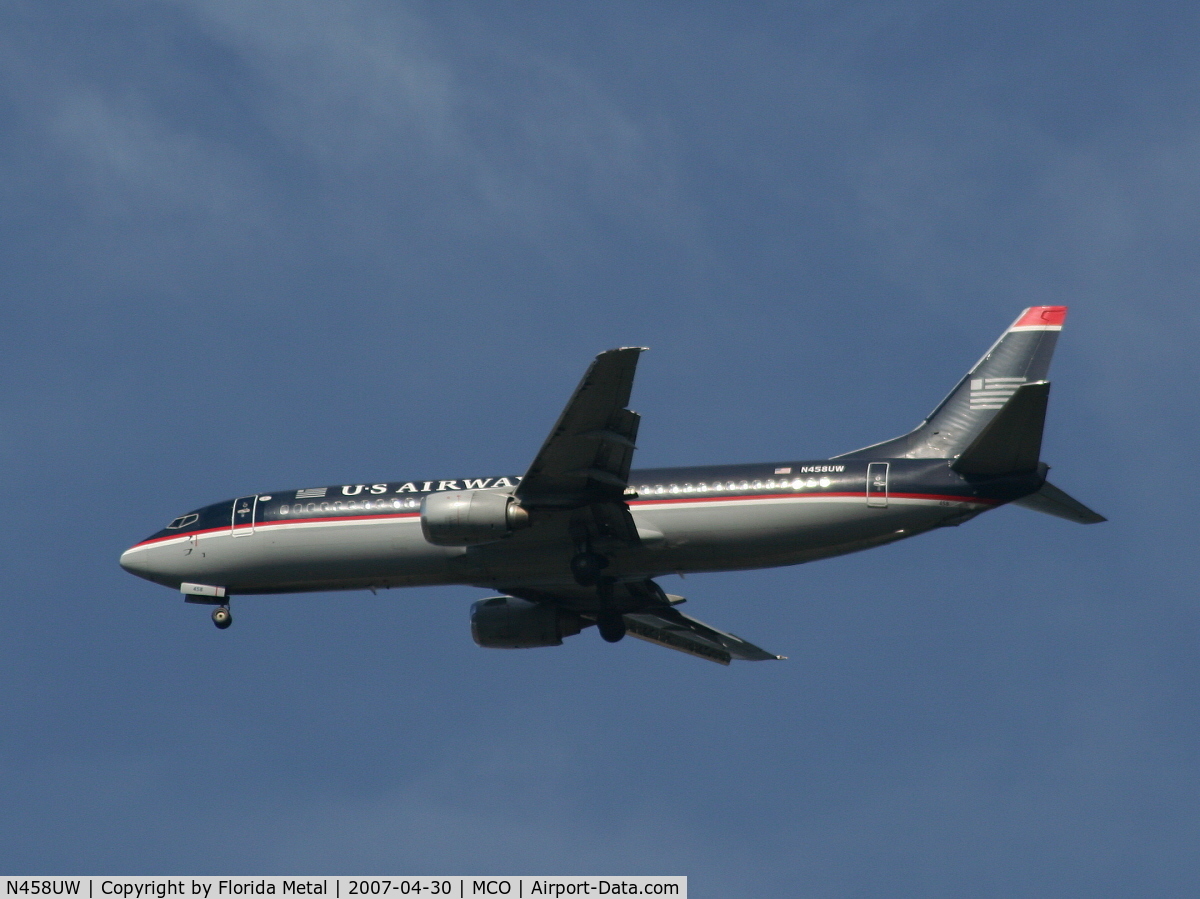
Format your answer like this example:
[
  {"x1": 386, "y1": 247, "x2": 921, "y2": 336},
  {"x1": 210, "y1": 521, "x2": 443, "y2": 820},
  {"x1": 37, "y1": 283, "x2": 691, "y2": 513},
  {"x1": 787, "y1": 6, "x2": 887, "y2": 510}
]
[
  {"x1": 131, "y1": 512, "x2": 422, "y2": 549},
  {"x1": 628, "y1": 491, "x2": 995, "y2": 507},
  {"x1": 891, "y1": 492, "x2": 1000, "y2": 504},
  {"x1": 131, "y1": 491, "x2": 996, "y2": 550}
]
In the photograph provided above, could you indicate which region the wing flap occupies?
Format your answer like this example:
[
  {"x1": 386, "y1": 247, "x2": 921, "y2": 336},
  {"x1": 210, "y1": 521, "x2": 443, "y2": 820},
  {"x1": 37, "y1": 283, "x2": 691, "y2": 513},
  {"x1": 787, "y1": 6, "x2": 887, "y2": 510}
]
[
  {"x1": 587, "y1": 501, "x2": 641, "y2": 544},
  {"x1": 516, "y1": 349, "x2": 645, "y2": 509},
  {"x1": 499, "y1": 579, "x2": 785, "y2": 664},
  {"x1": 623, "y1": 607, "x2": 784, "y2": 665}
]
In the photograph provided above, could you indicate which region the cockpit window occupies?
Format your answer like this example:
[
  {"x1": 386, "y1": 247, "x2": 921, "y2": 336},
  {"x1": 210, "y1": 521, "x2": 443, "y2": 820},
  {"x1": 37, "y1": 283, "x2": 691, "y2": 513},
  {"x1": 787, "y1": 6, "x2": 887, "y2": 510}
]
[{"x1": 166, "y1": 513, "x2": 200, "y2": 530}]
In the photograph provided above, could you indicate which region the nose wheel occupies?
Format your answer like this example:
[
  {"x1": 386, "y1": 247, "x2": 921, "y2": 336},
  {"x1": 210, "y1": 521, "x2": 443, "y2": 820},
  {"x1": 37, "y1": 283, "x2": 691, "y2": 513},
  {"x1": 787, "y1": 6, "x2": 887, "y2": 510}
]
[{"x1": 211, "y1": 605, "x2": 232, "y2": 629}]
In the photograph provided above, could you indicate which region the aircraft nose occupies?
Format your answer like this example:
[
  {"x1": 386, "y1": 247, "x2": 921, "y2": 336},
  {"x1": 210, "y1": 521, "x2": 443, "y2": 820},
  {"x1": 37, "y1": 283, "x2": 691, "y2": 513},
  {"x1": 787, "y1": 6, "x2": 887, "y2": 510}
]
[{"x1": 119, "y1": 543, "x2": 159, "y2": 581}]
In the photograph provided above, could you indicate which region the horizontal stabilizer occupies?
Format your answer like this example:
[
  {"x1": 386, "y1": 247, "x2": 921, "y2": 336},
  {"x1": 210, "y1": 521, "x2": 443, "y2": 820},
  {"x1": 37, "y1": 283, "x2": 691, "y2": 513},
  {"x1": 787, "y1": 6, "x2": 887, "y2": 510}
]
[
  {"x1": 1012, "y1": 480, "x2": 1106, "y2": 524},
  {"x1": 623, "y1": 607, "x2": 784, "y2": 665},
  {"x1": 951, "y1": 381, "x2": 1049, "y2": 476}
]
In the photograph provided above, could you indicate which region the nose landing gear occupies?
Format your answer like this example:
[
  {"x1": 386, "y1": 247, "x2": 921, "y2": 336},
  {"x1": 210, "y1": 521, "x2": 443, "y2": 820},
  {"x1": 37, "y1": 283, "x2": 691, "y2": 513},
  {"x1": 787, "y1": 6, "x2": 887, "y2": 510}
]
[{"x1": 211, "y1": 605, "x2": 232, "y2": 629}]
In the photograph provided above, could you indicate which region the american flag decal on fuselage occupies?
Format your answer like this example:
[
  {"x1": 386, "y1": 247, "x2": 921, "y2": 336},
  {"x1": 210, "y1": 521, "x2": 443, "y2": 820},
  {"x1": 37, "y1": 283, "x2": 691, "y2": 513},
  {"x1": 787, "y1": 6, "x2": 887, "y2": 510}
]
[
  {"x1": 295, "y1": 487, "x2": 328, "y2": 499},
  {"x1": 969, "y1": 377, "x2": 1025, "y2": 409}
]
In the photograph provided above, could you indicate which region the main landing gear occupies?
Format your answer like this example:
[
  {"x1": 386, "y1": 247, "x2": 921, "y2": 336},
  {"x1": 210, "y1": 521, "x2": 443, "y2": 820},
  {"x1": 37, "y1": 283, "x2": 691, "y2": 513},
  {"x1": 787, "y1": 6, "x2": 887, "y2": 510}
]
[
  {"x1": 596, "y1": 612, "x2": 626, "y2": 643},
  {"x1": 570, "y1": 550, "x2": 609, "y2": 587},
  {"x1": 570, "y1": 542, "x2": 626, "y2": 643},
  {"x1": 211, "y1": 605, "x2": 232, "y2": 629},
  {"x1": 593, "y1": 573, "x2": 626, "y2": 644}
]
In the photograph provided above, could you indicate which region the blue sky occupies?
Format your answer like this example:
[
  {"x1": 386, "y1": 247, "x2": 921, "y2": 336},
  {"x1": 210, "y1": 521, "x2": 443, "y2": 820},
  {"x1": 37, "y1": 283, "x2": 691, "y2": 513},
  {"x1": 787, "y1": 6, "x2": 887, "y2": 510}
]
[{"x1": 2, "y1": 2, "x2": 1198, "y2": 894}]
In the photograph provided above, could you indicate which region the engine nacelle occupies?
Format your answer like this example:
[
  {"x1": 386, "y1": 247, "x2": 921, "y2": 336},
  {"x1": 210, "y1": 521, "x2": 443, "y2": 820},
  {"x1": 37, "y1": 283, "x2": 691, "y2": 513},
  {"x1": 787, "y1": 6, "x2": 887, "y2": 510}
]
[
  {"x1": 421, "y1": 490, "x2": 530, "y2": 546},
  {"x1": 470, "y1": 596, "x2": 583, "y2": 649}
]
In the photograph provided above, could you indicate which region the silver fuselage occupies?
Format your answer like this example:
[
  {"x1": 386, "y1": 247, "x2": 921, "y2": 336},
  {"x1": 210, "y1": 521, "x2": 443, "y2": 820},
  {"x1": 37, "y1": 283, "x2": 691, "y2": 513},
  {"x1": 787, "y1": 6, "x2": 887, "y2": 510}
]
[{"x1": 120, "y1": 459, "x2": 1021, "y2": 599}]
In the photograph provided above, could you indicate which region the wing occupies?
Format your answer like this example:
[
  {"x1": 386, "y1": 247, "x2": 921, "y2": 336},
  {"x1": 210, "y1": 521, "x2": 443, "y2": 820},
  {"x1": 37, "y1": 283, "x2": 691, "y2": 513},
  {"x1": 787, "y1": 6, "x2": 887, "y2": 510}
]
[
  {"x1": 504, "y1": 579, "x2": 785, "y2": 665},
  {"x1": 623, "y1": 606, "x2": 785, "y2": 665},
  {"x1": 515, "y1": 347, "x2": 646, "y2": 511},
  {"x1": 502, "y1": 351, "x2": 784, "y2": 664}
]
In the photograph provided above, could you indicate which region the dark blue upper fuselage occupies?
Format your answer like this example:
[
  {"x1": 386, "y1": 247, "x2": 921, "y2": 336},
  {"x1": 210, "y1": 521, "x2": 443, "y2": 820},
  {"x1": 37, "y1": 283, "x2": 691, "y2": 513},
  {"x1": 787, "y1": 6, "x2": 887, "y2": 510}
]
[{"x1": 136, "y1": 458, "x2": 1044, "y2": 546}]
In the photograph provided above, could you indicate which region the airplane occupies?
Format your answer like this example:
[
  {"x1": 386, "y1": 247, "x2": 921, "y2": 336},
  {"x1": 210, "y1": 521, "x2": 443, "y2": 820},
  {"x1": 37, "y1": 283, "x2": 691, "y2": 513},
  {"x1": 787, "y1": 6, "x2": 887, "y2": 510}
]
[{"x1": 119, "y1": 306, "x2": 1103, "y2": 664}]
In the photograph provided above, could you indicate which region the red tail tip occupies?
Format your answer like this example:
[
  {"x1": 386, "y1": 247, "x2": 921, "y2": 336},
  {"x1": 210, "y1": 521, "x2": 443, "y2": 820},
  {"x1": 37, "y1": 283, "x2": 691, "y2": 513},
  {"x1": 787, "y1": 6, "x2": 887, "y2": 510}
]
[{"x1": 1013, "y1": 306, "x2": 1068, "y2": 328}]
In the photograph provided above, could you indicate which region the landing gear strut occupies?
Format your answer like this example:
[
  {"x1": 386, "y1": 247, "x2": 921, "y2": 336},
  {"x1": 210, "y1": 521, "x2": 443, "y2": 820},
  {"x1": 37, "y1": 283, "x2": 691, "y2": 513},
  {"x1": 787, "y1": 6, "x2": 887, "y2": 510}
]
[
  {"x1": 571, "y1": 537, "x2": 624, "y2": 642},
  {"x1": 571, "y1": 551, "x2": 608, "y2": 586},
  {"x1": 212, "y1": 605, "x2": 232, "y2": 629}
]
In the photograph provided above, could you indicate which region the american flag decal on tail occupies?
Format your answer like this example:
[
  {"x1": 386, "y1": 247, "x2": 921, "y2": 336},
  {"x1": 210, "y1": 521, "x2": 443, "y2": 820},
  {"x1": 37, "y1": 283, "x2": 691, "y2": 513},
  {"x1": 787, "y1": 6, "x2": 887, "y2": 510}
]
[{"x1": 969, "y1": 377, "x2": 1025, "y2": 409}]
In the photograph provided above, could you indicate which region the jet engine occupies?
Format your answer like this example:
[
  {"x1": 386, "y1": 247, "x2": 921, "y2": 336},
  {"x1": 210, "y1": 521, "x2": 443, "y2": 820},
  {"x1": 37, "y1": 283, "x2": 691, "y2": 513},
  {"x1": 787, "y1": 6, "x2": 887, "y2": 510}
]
[
  {"x1": 421, "y1": 490, "x2": 530, "y2": 546},
  {"x1": 470, "y1": 596, "x2": 584, "y2": 649}
]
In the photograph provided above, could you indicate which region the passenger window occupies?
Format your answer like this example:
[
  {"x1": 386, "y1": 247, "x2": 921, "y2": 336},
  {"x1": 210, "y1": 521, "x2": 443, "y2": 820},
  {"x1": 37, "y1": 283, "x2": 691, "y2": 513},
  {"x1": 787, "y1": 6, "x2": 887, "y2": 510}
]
[{"x1": 280, "y1": 504, "x2": 290, "y2": 515}]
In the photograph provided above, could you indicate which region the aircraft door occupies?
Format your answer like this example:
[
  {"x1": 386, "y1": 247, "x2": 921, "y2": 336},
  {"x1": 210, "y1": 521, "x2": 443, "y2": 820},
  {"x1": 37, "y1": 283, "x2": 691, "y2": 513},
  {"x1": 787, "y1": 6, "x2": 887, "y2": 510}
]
[
  {"x1": 232, "y1": 495, "x2": 258, "y2": 536},
  {"x1": 866, "y1": 463, "x2": 889, "y2": 508}
]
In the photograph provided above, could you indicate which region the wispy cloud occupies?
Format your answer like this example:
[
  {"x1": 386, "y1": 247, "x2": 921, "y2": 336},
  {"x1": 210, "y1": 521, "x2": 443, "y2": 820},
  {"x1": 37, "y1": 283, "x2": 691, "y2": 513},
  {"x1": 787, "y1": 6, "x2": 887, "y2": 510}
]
[{"x1": 165, "y1": 0, "x2": 689, "y2": 247}]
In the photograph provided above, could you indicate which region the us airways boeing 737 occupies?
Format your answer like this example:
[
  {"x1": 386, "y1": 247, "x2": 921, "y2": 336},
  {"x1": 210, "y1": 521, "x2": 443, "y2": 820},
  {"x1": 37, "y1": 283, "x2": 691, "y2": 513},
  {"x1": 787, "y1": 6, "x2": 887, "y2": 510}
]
[{"x1": 120, "y1": 306, "x2": 1103, "y2": 664}]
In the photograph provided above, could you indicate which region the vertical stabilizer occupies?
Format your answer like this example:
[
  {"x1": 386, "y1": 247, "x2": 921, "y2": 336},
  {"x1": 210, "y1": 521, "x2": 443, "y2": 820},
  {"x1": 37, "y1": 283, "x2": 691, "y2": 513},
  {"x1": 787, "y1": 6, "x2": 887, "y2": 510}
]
[
  {"x1": 951, "y1": 381, "x2": 1049, "y2": 475},
  {"x1": 836, "y1": 307, "x2": 1067, "y2": 461}
]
